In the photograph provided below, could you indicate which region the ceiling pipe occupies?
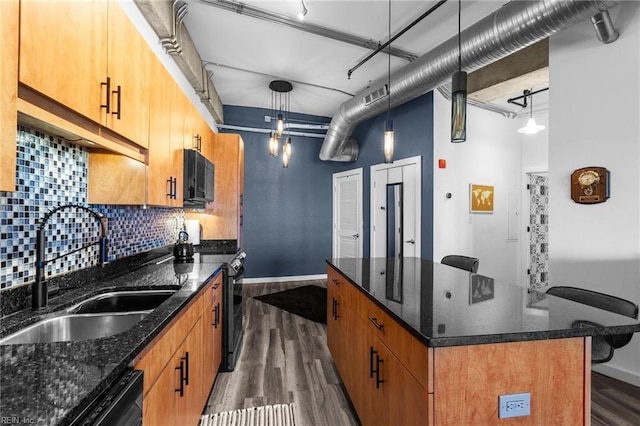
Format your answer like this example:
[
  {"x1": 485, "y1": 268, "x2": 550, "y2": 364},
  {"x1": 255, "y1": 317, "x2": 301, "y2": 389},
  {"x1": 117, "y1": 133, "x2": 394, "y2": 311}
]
[
  {"x1": 591, "y1": 11, "x2": 619, "y2": 44},
  {"x1": 319, "y1": 0, "x2": 618, "y2": 162}
]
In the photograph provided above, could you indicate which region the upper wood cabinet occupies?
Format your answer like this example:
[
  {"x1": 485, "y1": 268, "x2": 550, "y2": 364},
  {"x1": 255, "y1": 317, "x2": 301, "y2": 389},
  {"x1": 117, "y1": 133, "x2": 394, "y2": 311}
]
[
  {"x1": 88, "y1": 150, "x2": 146, "y2": 205},
  {"x1": 104, "y1": 3, "x2": 151, "y2": 147},
  {"x1": 186, "y1": 133, "x2": 244, "y2": 243},
  {"x1": 147, "y1": 58, "x2": 183, "y2": 207},
  {"x1": 0, "y1": 0, "x2": 18, "y2": 192},
  {"x1": 19, "y1": 0, "x2": 149, "y2": 148}
]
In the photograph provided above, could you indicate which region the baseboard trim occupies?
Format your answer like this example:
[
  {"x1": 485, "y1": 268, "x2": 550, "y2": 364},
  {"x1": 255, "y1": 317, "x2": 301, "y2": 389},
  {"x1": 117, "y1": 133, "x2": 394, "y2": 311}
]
[
  {"x1": 592, "y1": 363, "x2": 640, "y2": 387},
  {"x1": 243, "y1": 274, "x2": 327, "y2": 284}
]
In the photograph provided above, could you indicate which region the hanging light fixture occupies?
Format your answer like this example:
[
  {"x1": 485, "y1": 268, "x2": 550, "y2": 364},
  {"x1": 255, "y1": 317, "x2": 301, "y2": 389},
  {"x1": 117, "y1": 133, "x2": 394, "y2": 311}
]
[
  {"x1": 451, "y1": 0, "x2": 467, "y2": 143},
  {"x1": 517, "y1": 89, "x2": 546, "y2": 134},
  {"x1": 269, "y1": 80, "x2": 292, "y2": 138},
  {"x1": 383, "y1": 0, "x2": 394, "y2": 163}
]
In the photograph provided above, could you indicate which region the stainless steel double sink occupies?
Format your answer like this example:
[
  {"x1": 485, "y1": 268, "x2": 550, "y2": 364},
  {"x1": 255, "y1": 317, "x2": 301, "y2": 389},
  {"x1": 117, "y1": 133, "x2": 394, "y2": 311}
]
[{"x1": 0, "y1": 289, "x2": 177, "y2": 345}]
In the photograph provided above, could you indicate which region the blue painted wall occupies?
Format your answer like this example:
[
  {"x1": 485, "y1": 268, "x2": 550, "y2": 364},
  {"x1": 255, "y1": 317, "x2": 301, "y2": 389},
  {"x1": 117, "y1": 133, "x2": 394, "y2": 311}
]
[{"x1": 222, "y1": 91, "x2": 434, "y2": 278}]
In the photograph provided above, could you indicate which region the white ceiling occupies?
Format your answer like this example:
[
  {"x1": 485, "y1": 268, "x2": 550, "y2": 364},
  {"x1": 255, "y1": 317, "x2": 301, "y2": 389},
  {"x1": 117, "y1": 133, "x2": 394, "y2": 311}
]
[{"x1": 183, "y1": 0, "x2": 518, "y2": 119}]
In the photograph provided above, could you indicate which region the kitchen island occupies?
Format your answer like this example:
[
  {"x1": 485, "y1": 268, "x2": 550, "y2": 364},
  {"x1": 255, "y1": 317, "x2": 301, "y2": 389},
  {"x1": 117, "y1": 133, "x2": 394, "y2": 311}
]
[
  {"x1": 326, "y1": 257, "x2": 640, "y2": 425},
  {"x1": 0, "y1": 252, "x2": 233, "y2": 425}
]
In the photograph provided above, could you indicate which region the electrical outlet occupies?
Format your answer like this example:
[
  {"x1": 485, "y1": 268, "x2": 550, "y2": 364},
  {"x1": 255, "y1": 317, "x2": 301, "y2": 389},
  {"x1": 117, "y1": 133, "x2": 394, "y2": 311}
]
[{"x1": 499, "y1": 392, "x2": 531, "y2": 419}]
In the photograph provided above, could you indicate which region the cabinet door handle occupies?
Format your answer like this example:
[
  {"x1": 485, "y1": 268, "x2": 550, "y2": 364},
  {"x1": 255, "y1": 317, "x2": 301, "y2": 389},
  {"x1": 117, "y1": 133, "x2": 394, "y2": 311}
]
[
  {"x1": 101, "y1": 77, "x2": 111, "y2": 113},
  {"x1": 172, "y1": 177, "x2": 177, "y2": 199},
  {"x1": 368, "y1": 317, "x2": 384, "y2": 330},
  {"x1": 184, "y1": 352, "x2": 189, "y2": 385},
  {"x1": 175, "y1": 361, "x2": 184, "y2": 397},
  {"x1": 167, "y1": 177, "x2": 173, "y2": 198},
  {"x1": 213, "y1": 304, "x2": 220, "y2": 328},
  {"x1": 334, "y1": 299, "x2": 340, "y2": 319},
  {"x1": 375, "y1": 353, "x2": 384, "y2": 389},
  {"x1": 111, "y1": 85, "x2": 121, "y2": 119},
  {"x1": 369, "y1": 346, "x2": 377, "y2": 379}
]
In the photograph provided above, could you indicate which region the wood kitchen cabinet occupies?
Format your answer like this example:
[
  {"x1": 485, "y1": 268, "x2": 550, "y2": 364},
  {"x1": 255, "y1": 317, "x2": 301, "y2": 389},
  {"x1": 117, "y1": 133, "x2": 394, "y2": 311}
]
[
  {"x1": 0, "y1": 0, "x2": 18, "y2": 192},
  {"x1": 19, "y1": 0, "x2": 150, "y2": 148},
  {"x1": 88, "y1": 150, "x2": 146, "y2": 205},
  {"x1": 134, "y1": 270, "x2": 224, "y2": 426},
  {"x1": 328, "y1": 266, "x2": 430, "y2": 426},
  {"x1": 186, "y1": 133, "x2": 244, "y2": 242},
  {"x1": 147, "y1": 58, "x2": 183, "y2": 207},
  {"x1": 202, "y1": 272, "x2": 223, "y2": 401}
]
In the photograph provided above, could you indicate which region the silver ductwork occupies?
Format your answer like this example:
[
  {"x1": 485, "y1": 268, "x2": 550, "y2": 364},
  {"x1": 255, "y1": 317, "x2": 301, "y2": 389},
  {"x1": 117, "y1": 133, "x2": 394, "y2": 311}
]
[
  {"x1": 591, "y1": 11, "x2": 619, "y2": 43},
  {"x1": 319, "y1": 0, "x2": 617, "y2": 162}
]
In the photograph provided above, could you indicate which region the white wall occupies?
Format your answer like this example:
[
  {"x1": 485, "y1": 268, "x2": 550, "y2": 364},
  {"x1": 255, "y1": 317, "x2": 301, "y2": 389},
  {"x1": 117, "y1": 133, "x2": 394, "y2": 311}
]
[
  {"x1": 433, "y1": 93, "x2": 523, "y2": 283},
  {"x1": 548, "y1": 2, "x2": 640, "y2": 385}
]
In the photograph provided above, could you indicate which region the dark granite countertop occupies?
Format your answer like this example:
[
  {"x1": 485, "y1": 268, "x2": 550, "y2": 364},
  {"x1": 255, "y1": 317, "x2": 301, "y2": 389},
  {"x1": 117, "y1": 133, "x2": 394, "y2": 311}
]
[
  {"x1": 327, "y1": 257, "x2": 640, "y2": 348},
  {"x1": 0, "y1": 252, "x2": 234, "y2": 425}
]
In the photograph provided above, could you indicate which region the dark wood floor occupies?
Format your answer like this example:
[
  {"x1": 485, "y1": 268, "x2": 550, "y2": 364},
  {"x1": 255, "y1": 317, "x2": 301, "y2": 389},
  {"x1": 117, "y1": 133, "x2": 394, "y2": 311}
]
[{"x1": 204, "y1": 280, "x2": 640, "y2": 426}]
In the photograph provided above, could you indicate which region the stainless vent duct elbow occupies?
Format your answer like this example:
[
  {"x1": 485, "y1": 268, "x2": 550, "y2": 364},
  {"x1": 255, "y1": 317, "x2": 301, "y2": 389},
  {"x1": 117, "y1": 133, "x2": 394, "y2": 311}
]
[
  {"x1": 591, "y1": 11, "x2": 619, "y2": 44},
  {"x1": 319, "y1": 0, "x2": 617, "y2": 162}
]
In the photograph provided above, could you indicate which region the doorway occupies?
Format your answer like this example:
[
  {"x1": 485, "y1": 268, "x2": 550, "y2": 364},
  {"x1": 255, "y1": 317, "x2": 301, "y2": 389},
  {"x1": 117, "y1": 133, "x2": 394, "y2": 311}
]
[
  {"x1": 370, "y1": 156, "x2": 421, "y2": 259},
  {"x1": 332, "y1": 168, "x2": 363, "y2": 259}
]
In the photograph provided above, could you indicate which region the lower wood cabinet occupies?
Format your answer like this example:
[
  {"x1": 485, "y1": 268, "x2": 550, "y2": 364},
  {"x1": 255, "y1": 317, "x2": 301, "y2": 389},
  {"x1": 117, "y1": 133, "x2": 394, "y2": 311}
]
[
  {"x1": 327, "y1": 265, "x2": 590, "y2": 425},
  {"x1": 328, "y1": 269, "x2": 431, "y2": 426},
  {"x1": 134, "y1": 270, "x2": 224, "y2": 426}
]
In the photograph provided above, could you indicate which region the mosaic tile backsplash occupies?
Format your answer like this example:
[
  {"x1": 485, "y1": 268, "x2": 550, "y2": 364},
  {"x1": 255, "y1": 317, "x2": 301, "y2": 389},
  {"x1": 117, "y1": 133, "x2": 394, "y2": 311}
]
[{"x1": 0, "y1": 127, "x2": 184, "y2": 289}]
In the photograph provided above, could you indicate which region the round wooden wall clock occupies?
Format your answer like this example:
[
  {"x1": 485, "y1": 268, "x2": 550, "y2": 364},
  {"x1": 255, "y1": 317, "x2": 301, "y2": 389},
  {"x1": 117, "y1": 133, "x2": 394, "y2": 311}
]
[{"x1": 570, "y1": 166, "x2": 610, "y2": 204}]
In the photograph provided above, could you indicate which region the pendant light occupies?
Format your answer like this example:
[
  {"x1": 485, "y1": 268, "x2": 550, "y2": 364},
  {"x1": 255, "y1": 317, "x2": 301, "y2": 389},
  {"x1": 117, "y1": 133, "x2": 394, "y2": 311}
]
[
  {"x1": 282, "y1": 137, "x2": 292, "y2": 168},
  {"x1": 383, "y1": 0, "x2": 394, "y2": 163},
  {"x1": 517, "y1": 89, "x2": 546, "y2": 134},
  {"x1": 451, "y1": 0, "x2": 467, "y2": 143}
]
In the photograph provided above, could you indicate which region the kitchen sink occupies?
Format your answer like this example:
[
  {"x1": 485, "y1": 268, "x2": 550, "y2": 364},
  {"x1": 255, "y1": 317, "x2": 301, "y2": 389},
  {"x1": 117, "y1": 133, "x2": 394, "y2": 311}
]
[
  {"x1": 0, "y1": 289, "x2": 178, "y2": 345},
  {"x1": 0, "y1": 312, "x2": 148, "y2": 345},
  {"x1": 67, "y1": 289, "x2": 177, "y2": 314}
]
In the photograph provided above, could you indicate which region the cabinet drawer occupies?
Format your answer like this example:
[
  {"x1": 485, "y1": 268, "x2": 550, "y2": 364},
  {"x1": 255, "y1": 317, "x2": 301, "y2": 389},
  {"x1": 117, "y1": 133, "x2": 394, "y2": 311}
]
[
  {"x1": 134, "y1": 291, "x2": 204, "y2": 395},
  {"x1": 355, "y1": 287, "x2": 433, "y2": 393}
]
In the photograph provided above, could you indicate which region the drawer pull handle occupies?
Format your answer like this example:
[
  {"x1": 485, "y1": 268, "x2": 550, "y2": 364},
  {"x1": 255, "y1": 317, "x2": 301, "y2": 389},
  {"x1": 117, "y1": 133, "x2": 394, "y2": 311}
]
[
  {"x1": 368, "y1": 317, "x2": 384, "y2": 330},
  {"x1": 332, "y1": 278, "x2": 340, "y2": 285}
]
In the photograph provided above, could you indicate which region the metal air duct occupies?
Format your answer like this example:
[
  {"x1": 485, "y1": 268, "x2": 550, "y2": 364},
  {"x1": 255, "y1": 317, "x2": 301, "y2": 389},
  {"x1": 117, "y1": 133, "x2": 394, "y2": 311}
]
[{"x1": 319, "y1": 0, "x2": 617, "y2": 162}]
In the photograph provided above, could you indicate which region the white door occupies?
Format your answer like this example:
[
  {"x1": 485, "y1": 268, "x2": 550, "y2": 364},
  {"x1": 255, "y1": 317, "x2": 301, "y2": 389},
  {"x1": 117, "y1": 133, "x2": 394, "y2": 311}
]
[
  {"x1": 371, "y1": 156, "x2": 421, "y2": 258},
  {"x1": 332, "y1": 168, "x2": 363, "y2": 259}
]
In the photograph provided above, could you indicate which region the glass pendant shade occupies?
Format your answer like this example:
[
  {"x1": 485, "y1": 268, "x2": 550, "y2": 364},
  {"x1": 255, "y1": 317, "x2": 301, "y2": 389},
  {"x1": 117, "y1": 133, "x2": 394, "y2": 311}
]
[
  {"x1": 518, "y1": 117, "x2": 545, "y2": 134},
  {"x1": 282, "y1": 150, "x2": 290, "y2": 168},
  {"x1": 383, "y1": 120, "x2": 394, "y2": 163},
  {"x1": 283, "y1": 137, "x2": 292, "y2": 158},
  {"x1": 276, "y1": 113, "x2": 284, "y2": 136},
  {"x1": 451, "y1": 70, "x2": 467, "y2": 143},
  {"x1": 268, "y1": 132, "x2": 278, "y2": 156}
]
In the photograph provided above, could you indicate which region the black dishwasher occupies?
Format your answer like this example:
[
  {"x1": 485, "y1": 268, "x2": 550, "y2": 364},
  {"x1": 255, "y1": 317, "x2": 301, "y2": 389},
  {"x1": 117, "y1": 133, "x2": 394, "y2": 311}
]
[{"x1": 70, "y1": 369, "x2": 143, "y2": 426}]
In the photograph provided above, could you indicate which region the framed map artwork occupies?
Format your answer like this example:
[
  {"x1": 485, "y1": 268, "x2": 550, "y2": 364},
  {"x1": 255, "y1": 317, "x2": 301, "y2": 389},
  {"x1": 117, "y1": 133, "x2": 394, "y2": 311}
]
[{"x1": 470, "y1": 184, "x2": 494, "y2": 213}]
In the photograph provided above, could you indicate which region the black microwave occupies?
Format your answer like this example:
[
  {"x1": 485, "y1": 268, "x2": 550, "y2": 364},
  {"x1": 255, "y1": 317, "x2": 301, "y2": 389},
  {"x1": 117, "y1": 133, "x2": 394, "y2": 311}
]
[{"x1": 183, "y1": 149, "x2": 214, "y2": 206}]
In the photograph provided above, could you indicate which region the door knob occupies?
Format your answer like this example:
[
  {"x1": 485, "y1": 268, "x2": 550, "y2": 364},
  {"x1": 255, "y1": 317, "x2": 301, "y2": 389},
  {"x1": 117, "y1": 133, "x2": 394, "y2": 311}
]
[
  {"x1": 406, "y1": 239, "x2": 415, "y2": 244},
  {"x1": 353, "y1": 234, "x2": 359, "y2": 238}
]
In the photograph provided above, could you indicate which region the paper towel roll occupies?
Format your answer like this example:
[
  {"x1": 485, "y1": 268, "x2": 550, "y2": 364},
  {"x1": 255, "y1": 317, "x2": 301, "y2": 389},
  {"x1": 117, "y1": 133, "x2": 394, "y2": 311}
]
[{"x1": 185, "y1": 220, "x2": 201, "y2": 245}]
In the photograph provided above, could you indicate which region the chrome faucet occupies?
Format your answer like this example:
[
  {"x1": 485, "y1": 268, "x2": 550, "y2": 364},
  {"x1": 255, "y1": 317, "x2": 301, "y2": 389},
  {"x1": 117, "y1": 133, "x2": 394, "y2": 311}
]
[{"x1": 32, "y1": 204, "x2": 108, "y2": 310}]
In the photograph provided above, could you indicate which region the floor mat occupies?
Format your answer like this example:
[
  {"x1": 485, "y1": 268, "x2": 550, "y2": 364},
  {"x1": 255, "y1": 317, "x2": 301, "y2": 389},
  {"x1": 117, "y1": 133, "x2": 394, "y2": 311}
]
[
  {"x1": 200, "y1": 403, "x2": 297, "y2": 426},
  {"x1": 254, "y1": 285, "x2": 327, "y2": 324}
]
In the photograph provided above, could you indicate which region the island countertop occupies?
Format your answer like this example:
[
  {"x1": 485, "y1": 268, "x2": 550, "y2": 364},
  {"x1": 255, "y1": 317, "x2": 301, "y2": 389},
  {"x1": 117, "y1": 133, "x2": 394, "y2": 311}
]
[
  {"x1": 327, "y1": 257, "x2": 640, "y2": 348},
  {"x1": 0, "y1": 252, "x2": 233, "y2": 426}
]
